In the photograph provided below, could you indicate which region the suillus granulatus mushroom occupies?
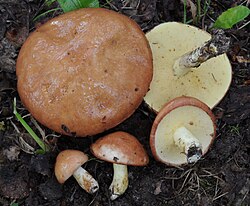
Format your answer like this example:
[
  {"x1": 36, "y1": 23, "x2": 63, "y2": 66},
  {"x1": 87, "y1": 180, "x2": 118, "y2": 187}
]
[
  {"x1": 16, "y1": 8, "x2": 152, "y2": 137},
  {"x1": 90, "y1": 131, "x2": 149, "y2": 200},
  {"x1": 150, "y1": 96, "x2": 216, "y2": 166},
  {"x1": 55, "y1": 150, "x2": 99, "y2": 194},
  {"x1": 144, "y1": 22, "x2": 232, "y2": 111}
]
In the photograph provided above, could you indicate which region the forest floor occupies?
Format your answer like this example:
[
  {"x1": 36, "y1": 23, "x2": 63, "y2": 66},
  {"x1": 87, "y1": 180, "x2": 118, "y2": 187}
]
[{"x1": 0, "y1": 0, "x2": 249, "y2": 205}]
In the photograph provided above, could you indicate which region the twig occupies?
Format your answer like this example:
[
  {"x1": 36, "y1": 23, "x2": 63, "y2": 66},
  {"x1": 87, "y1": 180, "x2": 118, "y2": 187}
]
[
  {"x1": 238, "y1": 20, "x2": 250, "y2": 30},
  {"x1": 178, "y1": 169, "x2": 193, "y2": 193},
  {"x1": 213, "y1": 191, "x2": 228, "y2": 201},
  {"x1": 173, "y1": 29, "x2": 230, "y2": 76}
]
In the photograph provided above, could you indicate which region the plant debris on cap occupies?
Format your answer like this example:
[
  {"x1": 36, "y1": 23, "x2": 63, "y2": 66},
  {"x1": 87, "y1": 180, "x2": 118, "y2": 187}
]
[
  {"x1": 150, "y1": 96, "x2": 216, "y2": 166},
  {"x1": 16, "y1": 8, "x2": 153, "y2": 137}
]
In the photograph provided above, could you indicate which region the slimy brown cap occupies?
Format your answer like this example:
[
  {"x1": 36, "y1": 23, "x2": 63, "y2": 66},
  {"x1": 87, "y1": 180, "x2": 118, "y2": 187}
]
[
  {"x1": 16, "y1": 8, "x2": 153, "y2": 137},
  {"x1": 55, "y1": 150, "x2": 88, "y2": 184},
  {"x1": 91, "y1": 131, "x2": 149, "y2": 166}
]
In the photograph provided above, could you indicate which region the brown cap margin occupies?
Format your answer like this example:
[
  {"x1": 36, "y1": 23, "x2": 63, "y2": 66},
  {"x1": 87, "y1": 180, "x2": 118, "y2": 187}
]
[
  {"x1": 91, "y1": 131, "x2": 149, "y2": 166},
  {"x1": 55, "y1": 150, "x2": 88, "y2": 184},
  {"x1": 150, "y1": 96, "x2": 216, "y2": 166}
]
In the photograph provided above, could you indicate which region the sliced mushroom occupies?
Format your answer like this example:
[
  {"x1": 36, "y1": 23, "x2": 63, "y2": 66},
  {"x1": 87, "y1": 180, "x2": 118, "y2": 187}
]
[
  {"x1": 144, "y1": 22, "x2": 232, "y2": 111},
  {"x1": 150, "y1": 96, "x2": 216, "y2": 166},
  {"x1": 90, "y1": 131, "x2": 149, "y2": 200},
  {"x1": 55, "y1": 150, "x2": 99, "y2": 194}
]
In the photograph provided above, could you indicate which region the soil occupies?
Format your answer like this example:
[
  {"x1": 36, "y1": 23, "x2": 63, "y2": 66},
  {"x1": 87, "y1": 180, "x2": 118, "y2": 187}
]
[{"x1": 0, "y1": 0, "x2": 249, "y2": 205}]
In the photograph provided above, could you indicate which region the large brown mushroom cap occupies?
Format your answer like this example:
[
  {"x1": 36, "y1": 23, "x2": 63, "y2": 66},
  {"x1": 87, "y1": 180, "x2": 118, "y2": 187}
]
[
  {"x1": 16, "y1": 8, "x2": 153, "y2": 137},
  {"x1": 90, "y1": 131, "x2": 149, "y2": 166},
  {"x1": 150, "y1": 96, "x2": 216, "y2": 166},
  {"x1": 55, "y1": 150, "x2": 88, "y2": 184}
]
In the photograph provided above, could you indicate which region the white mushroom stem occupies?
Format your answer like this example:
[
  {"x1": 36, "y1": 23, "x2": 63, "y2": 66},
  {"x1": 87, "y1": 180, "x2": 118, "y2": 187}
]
[
  {"x1": 174, "y1": 126, "x2": 202, "y2": 164},
  {"x1": 173, "y1": 29, "x2": 230, "y2": 76},
  {"x1": 73, "y1": 166, "x2": 99, "y2": 194},
  {"x1": 109, "y1": 163, "x2": 128, "y2": 200}
]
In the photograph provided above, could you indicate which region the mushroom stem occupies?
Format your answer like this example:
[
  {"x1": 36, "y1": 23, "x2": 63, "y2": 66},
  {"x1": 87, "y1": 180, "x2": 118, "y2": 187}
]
[
  {"x1": 73, "y1": 166, "x2": 99, "y2": 194},
  {"x1": 109, "y1": 163, "x2": 128, "y2": 200},
  {"x1": 174, "y1": 126, "x2": 202, "y2": 164},
  {"x1": 173, "y1": 29, "x2": 230, "y2": 76}
]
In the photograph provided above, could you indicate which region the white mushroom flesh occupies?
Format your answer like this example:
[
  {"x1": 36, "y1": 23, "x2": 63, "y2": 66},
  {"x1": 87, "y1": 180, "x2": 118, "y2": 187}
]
[
  {"x1": 109, "y1": 163, "x2": 128, "y2": 200},
  {"x1": 73, "y1": 166, "x2": 99, "y2": 194},
  {"x1": 144, "y1": 22, "x2": 232, "y2": 110},
  {"x1": 154, "y1": 106, "x2": 214, "y2": 165}
]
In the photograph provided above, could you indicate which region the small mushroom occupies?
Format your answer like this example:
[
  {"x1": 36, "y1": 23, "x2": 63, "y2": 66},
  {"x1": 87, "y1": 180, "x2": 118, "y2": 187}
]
[
  {"x1": 90, "y1": 131, "x2": 149, "y2": 200},
  {"x1": 144, "y1": 22, "x2": 232, "y2": 111},
  {"x1": 55, "y1": 150, "x2": 99, "y2": 194},
  {"x1": 150, "y1": 96, "x2": 216, "y2": 166}
]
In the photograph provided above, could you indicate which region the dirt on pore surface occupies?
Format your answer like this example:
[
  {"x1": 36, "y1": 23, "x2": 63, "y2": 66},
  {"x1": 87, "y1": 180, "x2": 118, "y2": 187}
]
[{"x1": 0, "y1": 0, "x2": 249, "y2": 206}]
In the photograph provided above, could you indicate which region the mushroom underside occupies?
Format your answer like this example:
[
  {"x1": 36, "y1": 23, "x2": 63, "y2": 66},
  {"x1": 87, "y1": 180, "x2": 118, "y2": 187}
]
[
  {"x1": 144, "y1": 22, "x2": 232, "y2": 111},
  {"x1": 152, "y1": 105, "x2": 215, "y2": 165}
]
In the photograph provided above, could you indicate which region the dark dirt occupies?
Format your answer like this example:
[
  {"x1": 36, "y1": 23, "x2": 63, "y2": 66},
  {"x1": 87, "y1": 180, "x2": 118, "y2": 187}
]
[{"x1": 0, "y1": 0, "x2": 249, "y2": 205}]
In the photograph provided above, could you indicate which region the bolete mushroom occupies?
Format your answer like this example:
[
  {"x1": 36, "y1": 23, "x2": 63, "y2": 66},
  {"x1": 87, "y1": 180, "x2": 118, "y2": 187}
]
[
  {"x1": 144, "y1": 22, "x2": 232, "y2": 111},
  {"x1": 16, "y1": 8, "x2": 152, "y2": 137},
  {"x1": 90, "y1": 131, "x2": 149, "y2": 200},
  {"x1": 150, "y1": 96, "x2": 216, "y2": 166},
  {"x1": 55, "y1": 150, "x2": 99, "y2": 194}
]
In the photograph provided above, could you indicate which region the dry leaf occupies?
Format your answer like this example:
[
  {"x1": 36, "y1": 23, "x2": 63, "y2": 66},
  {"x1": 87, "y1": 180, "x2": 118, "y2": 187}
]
[
  {"x1": 181, "y1": 0, "x2": 197, "y2": 20},
  {"x1": 3, "y1": 146, "x2": 20, "y2": 161},
  {"x1": 236, "y1": 56, "x2": 250, "y2": 63}
]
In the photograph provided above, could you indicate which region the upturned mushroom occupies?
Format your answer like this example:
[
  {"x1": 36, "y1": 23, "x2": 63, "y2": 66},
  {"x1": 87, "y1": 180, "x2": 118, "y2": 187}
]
[
  {"x1": 144, "y1": 22, "x2": 232, "y2": 111},
  {"x1": 55, "y1": 150, "x2": 99, "y2": 194},
  {"x1": 90, "y1": 131, "x2": 149, "y2": 200},
  {"x1": 16, "y1": 8, "x2": 152, "y2": 137},
  {"x1": 150, "y1": 96, "x2": 216, "y2": 166}
]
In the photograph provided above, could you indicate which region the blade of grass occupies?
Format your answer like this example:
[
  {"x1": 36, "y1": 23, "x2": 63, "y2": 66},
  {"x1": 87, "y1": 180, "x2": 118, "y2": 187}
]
[
  {"x1": 196, "y1": 0, "x2": 201, "y2": 23},
  {"x1": 13, "y1": 98, "x2": 50, "y2": 153},
  {"x1": 45, "y1": 0, "x2": 57, "y2": 6},
  {"x1": 33, "y1": 8, "x2": 61, "y2": 21},
  {"x1": 183, "y1": 0, "x2": 187, "y2": 24},
  {"x1": 57, "y1": 0, "x2": 99, "y2": 13},
  {"x1": 203, "y1": 0, "x2": 211, "y2": 16}
]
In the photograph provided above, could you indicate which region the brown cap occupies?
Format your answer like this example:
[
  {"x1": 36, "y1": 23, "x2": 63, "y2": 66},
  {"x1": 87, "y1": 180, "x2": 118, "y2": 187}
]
[
  {"x1": 55, "y1": 150, "x2": 88, "y2": 184},
  {"x1": 91, "y1": 131, "x2": 149, "y2": 166},
  {"x1": 150, "y1": 96, "x2": 216, "y2": 166},
  {"x1": 16, "y1": 8, "x2": 153, "y2": 137}
]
